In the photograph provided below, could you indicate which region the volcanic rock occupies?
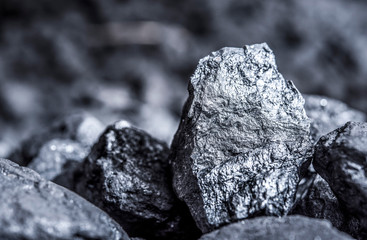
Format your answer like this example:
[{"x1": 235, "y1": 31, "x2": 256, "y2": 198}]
[
  {"x1": 199, "y1": 215, "x2": 354, "y2": 240},
  {"x1": 314, "y1": 121, "x2": 367, "y2": 225},
  {"x1": 304, "y1": 95, "x2": 366, "y2": 142},
  {"x1": 74, "y1": 121, "x2": 200, "y2": 240},
  {"x1": 0, "y1": 158, "x2": 129, "y2": 240},
  {"x1": 170, "y1": 43, "x2": 313, "y2": 232}
]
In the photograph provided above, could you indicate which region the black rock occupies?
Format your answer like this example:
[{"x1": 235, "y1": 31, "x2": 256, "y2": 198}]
[
  {"x1": 74, "y1": 121, "x2": 200, "y2": 240},
  {"x1": 292, "y1": 175, "x2": 363, "y2": 239},
  {"x1": 314, "y1": 121, "x2": 367, "y2": 233},
  {"x1": 0, "y1": 158, "x2": 129, "y2": 240},
  {"x1": 199, "y1": 215, "x2": 354, "y2": 240},
  {"x1": 304, "y1": 95, "x2": 366, "y2": 142},
  {"x1": 170, "y1": 43, "x2": 313, "y2": 232}
]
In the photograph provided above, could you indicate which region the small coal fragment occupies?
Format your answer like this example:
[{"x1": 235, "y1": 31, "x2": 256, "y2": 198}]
[
  {"x1": 292, "y1": 175, "x2": 363, "y2": 239},
  {"x1": 0, "y1": 158, "x2": 129, "y2": 240},
  {"x1": 314, "y1": 122, "x2": 367, "y2": 230},
  {"x1": 170, "y1": 43, "x2": 313, "y2": 232},
  {"x1": 199, "y1": 215, "x2": 354, "y2": 240},
  {"x1": 74, "y1": 121, "x2": 200, "y2": 240},
  {"x1": 10, "y1": 112, "x2": 104, "y2": 166},
  {"x1": 304, "y1": 95, "x2": 366, "y2": 142}
]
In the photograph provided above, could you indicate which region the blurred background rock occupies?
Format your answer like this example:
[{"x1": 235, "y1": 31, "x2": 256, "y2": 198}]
[{"x1": 0, "y1": 0, "x2": 366, "y2": 156}]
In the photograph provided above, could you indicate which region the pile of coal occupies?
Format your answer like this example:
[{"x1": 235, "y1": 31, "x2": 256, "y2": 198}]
[
  {"x1": 9, "y1": 113, "x2": 104, "y2": 188},
  {"x1": 199, "y1": 215, "x2": 353, "y2": 240},
  {"x1": 74, "y1": 121, "x2": 200, "y2": 240},
  {"x1": 0, "y1": 158, "x2": 129, "y2": 240},
  {"x1": 170, "y1": 43, "x2": 313, "y2": 232}
]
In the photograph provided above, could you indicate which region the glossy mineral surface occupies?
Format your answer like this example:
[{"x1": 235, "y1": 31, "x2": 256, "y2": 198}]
[{"x1": 170, "y1": 43, "x2": 313, "y2": 232}]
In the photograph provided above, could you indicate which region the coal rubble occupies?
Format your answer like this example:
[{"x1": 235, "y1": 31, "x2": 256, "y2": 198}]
[
  {"x1": 74, "y1": 121, "x2": 200, "y2": 240},
  {"x1": 0, "y1": 158, "x2": 129, "y2": 240},
  {"x1": 1, "y1": 43, "x2": 366, "y2": 240}
]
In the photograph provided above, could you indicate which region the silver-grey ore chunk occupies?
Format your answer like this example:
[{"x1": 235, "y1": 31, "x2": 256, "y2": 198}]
[{"x1": 170, "y1": 43, "x2": 313, "y2": 232}]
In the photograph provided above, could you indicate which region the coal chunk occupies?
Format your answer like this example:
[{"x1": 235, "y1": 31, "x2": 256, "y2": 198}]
[
  {"x1": 292, "y1": 175, "x2": 363, "y2": 239},
  {"x1": 0, "y1": 158, "x2": 129, "y2": 240},
  {"x1": 314, "y1": 122, "x2": 367, "y2": 230},
  {"x1": 304, "y1": 95, "x2": 366, "y2": 142},
  {"x1": 10, "y1": 112, "x2": 104, "y2": 166},
  {"x1": 74, "y1": 121, "x2": 200, "y2": 240},
  {"x1": 199, "y1": 215, "x2": 354, "y2": 240},
  {"x1": 170, "y1": 43, "x2": 313, "y2": 232}
]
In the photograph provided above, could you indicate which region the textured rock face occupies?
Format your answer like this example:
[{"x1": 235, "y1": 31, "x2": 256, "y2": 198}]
[
  {"x1": 314, "y1": 121, "x2": 367, "y2": 220},
  {"x1": 170, "y1": 43, "x2": 313, "y2": 232},
  {"x1": 0, "y1": 158, "x2": 129, "y2": 240},
  {"x1": 11, "y1": 113, "x2": 104, "y2": 166},
  {"x1": 304, "y1": 95, "x2": 366, "y2": 142},
  {"x1": 75, "y1": 121, "x2": 200, "y2": 240},
  {"x1": 199, "y1": 215, "x2": 354, "y2": 240}
]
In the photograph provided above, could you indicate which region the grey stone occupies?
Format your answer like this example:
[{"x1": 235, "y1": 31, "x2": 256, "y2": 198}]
[
  {"x1": 0, "y1": 158, "x2": 129, "y2": 240},
  {"x1": 199, "y1": 215, "x2": 354, "y2": 240},
  {"x1": 314, "y1": 121, "x2": 367, "y2": 232},
  {"x1": 304, "y1": 95, "x2": 366, "y2": 142},
  {"x1": 170, "y1": 43, "x2": 313, "y2": 232},
  {"x1": 74, "y1": 121, "x2": 200, "y2": 240},
  {"x1": 11, "y1": 112, "x2": 104, "y2": 166}
]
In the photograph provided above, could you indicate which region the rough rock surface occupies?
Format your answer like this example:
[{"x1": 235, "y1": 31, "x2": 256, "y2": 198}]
[
  {"x1": 10, "y1": 112, "x2": 104, "y2": 166},
  {"x1": 74, "y1": 121, "x2": 200, "y2": 240},
  {"x1": 314, "y1": 122, "x2": 367, "y2": 225},
  {"x1": 304, "y1": 95, "x2": 366, "y2": 142},
  {"x1": 199, "y1": 215, "x2": 354, "y2": 240},
  {"x1": 170, "y1": 43, "x2": 313, "y2": 232},
  {"x1": 0, "y1": 158, "x2": 129, "y2": 240}
]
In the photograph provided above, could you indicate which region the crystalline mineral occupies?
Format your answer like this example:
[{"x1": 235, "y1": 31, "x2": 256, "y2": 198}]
[
  {"x1": 198, "y1": 215, "x2": 354, "y2": 240},
  {"x1": 74, "y1": 121, "x2": 200, "y2": 240},
  {"x1": 170, "y1": 43, "x2": 313, "y2": 232},
  {"x1": 304, "y1": 95, "x2": 366, "y2": 142},
  {"x1": 314, "y1": 122, "x2": 367, "y2": 225},
  {"x1": 0, "y1": 158, "x2": 129, "y2": 240}
]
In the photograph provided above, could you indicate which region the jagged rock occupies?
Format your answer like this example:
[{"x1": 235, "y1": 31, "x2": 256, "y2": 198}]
[
  {"x1": 314, "y1": 121, "x2": 367, "y2": 233},
  {"x1": 27, "y1": 139, "x2": 88, "y2": 189},
  {"x1": 10, "y1": 112, "x2": 104, "y2": 166},
  {"x1": 170, "y1": 43, "x2": 313, "y2": 232},
  {"x1": 0, "y1": 158, "x2": 129, "y2": 240},
  {"x1": 292, "y1": 175, "x2": 363, "y2": 239},
  {"x1": 74, "y1": 121, "x2": 200, "y2": 240},
  {"x1": 304, "y1": 95, "x2": 366, "y2": 142},
  {"x1": 199, "y1": 215, "x2": 354, "y2": 240}
]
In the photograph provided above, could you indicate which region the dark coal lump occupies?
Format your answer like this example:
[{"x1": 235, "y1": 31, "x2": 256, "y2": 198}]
[
  {"x1": 199, "y1": 215, "x2": 354, "y2": 240},
  {"x1": 0, "y1": 158, "x2": 129, "y2": 240},
  {"x1": 74, "y1": 120, "x2": 200, "y2": 240},
  {"x1": 170, "y1": 43, "x2": 313, "y2": 232},
  {"x1": 314, "y1": 121, "x2": 367, "y2": 235},
  {"x1": 304, "y1": 95, "x2": 366, "y2": 142}
]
